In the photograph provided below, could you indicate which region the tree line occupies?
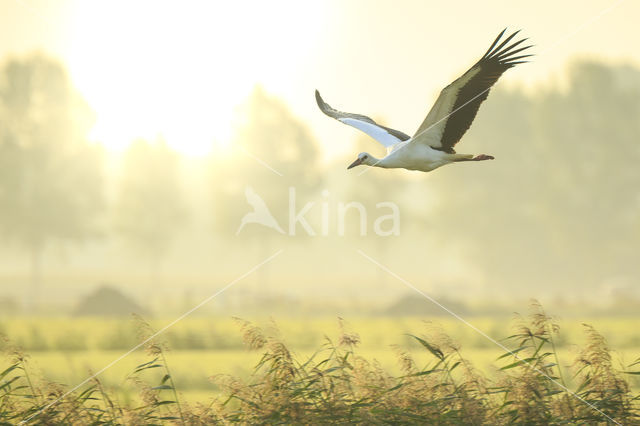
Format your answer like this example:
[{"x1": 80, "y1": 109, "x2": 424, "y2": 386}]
[{"x1": 1, "y1": 53, "x2": 639, "y2": 306}]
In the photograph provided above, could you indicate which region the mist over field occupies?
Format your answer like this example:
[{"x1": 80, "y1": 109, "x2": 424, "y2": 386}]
[
  {"x1": 1, "y1": 59, "x2": 639, "y2": 317},
  {"x1": 1, "y1": 1, "x2": 639, "y2": 423}
]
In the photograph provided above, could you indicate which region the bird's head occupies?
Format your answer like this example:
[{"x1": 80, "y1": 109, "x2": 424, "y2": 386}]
[{"x1": 347, "y1": 152, "x2": 373, "y2": 169}]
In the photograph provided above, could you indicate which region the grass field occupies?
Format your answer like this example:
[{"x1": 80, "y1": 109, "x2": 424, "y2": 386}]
[
  {"x1": 2, "y1": 314, "x2": 639, "y2": 393},
  {"x1": 1, "y1": 310, "x2": 639, "y2": 423}
]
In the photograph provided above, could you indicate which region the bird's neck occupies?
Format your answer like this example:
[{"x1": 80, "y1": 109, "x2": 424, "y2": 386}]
[{"x1": 364, "y1": 155, "x2": 386, "y2": 168}]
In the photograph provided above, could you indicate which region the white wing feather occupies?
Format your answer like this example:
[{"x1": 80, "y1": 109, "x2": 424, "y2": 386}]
[
  {"x1": 338, "y1": 118, "x2": 403, "y2": 148},
  {"x1": 315, "y1": 90, "x2": 410, "y2": 149}
]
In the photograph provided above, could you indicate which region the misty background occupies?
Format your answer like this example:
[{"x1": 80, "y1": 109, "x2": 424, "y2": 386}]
[
  {"x1": 1, "y1": 54, "x2": 639, "y2": 317},
  {"x1": 1, "y1": 2, "x2": 640, "y2": 408},
  {"x1": 0, "y1": 0, "x2": 639, "y2": 320}
]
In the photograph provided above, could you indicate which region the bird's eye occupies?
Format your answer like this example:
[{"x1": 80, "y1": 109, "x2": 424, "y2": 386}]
[{"x1": 363, "y1": 155, "x2": 368, "y2": 159}]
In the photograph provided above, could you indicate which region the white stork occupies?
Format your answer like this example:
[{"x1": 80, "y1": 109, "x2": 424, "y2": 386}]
[{"x1": 316, "y1": 29, "x2": 532, "y2": 173}]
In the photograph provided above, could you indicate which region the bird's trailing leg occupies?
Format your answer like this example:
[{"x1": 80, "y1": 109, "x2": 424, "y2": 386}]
[
  {"x1": 453, "y1": 154, "x2": 495, "y2": 162},
  {"x1": 472, "y1": 154, "x2": 494, "y2": 161}
]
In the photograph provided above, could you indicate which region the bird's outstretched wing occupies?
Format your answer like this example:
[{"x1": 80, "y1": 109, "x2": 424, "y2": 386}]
[
  {"x1": 315, "y1": 90, "x2": 410, "y2": 148},
  {"x1": 412, "y1": 29, "x2": 533, "y2": 153}
]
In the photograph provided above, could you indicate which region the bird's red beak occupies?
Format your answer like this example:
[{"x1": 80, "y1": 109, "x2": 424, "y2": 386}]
[{"x1": 347, "y1": 157, "x2": 363, "y2": 170}]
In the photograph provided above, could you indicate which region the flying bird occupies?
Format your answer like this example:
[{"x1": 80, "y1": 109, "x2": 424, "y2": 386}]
[{"x1": 316, "y1": 29, "x2": 532, "y2": 173}]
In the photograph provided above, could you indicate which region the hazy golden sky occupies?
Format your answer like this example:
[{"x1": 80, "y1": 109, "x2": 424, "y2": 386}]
[{"x1": 1, "y1": 0, "x2": 638, "y2": 158}]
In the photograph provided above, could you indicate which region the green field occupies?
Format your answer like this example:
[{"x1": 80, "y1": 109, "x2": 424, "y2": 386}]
[
  {"x1": 2, "y1": 314, "x2": 639, "y2": 402},
  {"x1": 2, "y1": 312, "x2": 640, "y2": 423}
]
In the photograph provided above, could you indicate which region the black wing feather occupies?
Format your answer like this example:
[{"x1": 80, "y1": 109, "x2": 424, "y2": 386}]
[{"x1": 437, "y1": 30, "x2": 533, "y2": 152}]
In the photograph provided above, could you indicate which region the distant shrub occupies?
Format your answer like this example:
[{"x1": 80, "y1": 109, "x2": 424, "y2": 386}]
[
  {"x1": 73, "y1": 285, "x2": 148, "y2": 317},
  {"x1": 97, "y1": 323, "x2": 139, "y2": 350},
  {"x1": 53, "y1": 331, "x2": 87, "y2": 351},
  {"x1": 18, "y1": 326, "x2": 49, "y2": 351}
]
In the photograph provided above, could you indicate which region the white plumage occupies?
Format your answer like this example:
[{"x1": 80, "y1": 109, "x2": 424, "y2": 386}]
[{"x1": 316, "y1": 29, "x2": 532, "y2": 173}]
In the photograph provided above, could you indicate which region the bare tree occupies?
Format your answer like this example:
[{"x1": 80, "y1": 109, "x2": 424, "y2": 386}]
[
  {"x1": 114, "y1": 138, "x2": 188, "y2": 284},
  {"x1": 427, "y1": 61, "x2": 640, "y2": 295},
  {"x1": 0, "y1": 54, "x2": 105, "y2": 310},
  {"x1": 210, "y1": 87, "x2": 322, "y2": 294}
]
